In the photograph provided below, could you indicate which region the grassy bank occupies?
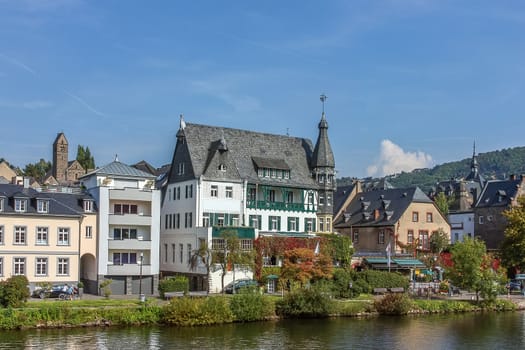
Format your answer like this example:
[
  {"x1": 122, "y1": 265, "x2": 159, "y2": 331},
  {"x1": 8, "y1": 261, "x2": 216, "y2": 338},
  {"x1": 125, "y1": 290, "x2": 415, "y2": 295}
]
[{"x1": 0, "y1": 292, "x2": 519, "y2": 330}]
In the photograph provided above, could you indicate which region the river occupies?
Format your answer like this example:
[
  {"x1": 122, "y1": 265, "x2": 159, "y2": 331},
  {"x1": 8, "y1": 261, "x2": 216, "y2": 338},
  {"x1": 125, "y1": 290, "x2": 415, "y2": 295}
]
[{"x1": 2, "y1": 312, "x2": 524, "y2": 349}]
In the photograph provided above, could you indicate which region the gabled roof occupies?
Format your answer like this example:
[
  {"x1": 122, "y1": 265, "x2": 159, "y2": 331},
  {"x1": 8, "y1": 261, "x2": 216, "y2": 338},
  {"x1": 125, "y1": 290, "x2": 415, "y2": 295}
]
[
  {"x1": 334, "y1": 183, "x2": 357, "y2": 216},
  {"x1": 171, "y1": 123, "x2": 318, "y2": 188},
  {"x1": 132, "y1": 160, "x2": 158, "y2": 175},
  {"x1": 334, "y1": 187, "x2": 433, "y2": 228},
  {"x1": 81, "y1": 161, "x2": 155, "y2": 179},
  {"x1": 475, "y1": 177, "x2": 523, "y2": 208}
]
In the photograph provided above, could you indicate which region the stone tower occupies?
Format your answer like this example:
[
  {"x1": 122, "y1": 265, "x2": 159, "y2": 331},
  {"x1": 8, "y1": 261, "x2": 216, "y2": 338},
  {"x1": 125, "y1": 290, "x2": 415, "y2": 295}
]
[
  {"x1": 53, "y1": 132, "x2": 69, "y2": 183},
  {"x1": 311, "y1": 95, "x2": 336, "y2": 233}
]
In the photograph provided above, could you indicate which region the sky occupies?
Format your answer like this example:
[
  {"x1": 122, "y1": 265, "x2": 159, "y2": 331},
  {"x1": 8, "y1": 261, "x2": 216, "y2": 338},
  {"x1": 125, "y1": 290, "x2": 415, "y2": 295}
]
[{"x1": 1, "y1": 0, "x2": 524, "y2": 179}]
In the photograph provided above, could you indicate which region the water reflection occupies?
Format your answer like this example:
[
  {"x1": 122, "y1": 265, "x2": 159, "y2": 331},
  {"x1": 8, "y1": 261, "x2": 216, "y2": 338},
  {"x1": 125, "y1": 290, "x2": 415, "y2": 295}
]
[{"x1": 2, "y1": 312, "x2": 524, "y2": 350}]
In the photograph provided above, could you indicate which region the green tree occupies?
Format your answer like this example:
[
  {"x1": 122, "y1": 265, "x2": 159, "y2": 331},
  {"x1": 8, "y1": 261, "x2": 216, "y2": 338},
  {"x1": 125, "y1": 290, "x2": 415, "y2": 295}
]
[
  {"x1": 434, "y1": 192, "x2": 450, "y2": 216},
  {"x1": 500, "y1": 197, "x2": 525, "y2": 271},
  {"x1": 212, "y1": 230, "x2": 255, "y2": 293},
  {"x1": 189, "y1": 239, "x2": 212, "y2": 295},
  {"x1": 324, "y1": 234, "x2": 354, "y2": 270},
  {"x1": 445, "y1": 238, "x2": 505, "y2": 302},
  {"x1": 76, "y1": 145, "x2": 95, "y2": 170},
  {"x1": 23, "y1": 158, "x2": 51, "y2": 183},
  {"x1": 429, "y1": 228, "x2": 450, "y2": 255}
]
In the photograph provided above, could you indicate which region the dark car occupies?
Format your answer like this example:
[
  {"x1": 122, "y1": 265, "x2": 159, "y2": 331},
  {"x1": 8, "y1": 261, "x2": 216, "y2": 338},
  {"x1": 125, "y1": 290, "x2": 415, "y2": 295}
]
[
  {"x1": 223, "y1": 279, "x2": 258, "y2": 294},
  {"x1": 32, "y1": 284, "x2": 76, "y2": 299}
]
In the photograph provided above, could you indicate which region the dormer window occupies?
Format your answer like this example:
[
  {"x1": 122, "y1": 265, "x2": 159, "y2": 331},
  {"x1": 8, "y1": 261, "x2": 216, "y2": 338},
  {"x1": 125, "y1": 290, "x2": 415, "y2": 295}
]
[
  {"x1": 218, "y1": 164, "x2": 226, "y2": 171},
  {"x1": 83, "y1": 200, "x2": 93, "y2": 212},
  {"x1": 177, "y1": 162, "x2": 185, "y2": 175},
  {"x1": 15, "y1": 198, "x2": 27, "y2": 212},
  {"x1": 0, "y1": 198, "x2": 3, "y2": 212},
  {"x1": 37, "y1": 200, "x2": 49, "y2": 213}
]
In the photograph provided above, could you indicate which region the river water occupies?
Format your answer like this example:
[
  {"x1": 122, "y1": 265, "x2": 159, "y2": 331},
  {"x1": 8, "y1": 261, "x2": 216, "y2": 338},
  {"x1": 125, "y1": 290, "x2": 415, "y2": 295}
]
[{"x1": 2, "y1": 312, "x2": 524, "y2": 349}]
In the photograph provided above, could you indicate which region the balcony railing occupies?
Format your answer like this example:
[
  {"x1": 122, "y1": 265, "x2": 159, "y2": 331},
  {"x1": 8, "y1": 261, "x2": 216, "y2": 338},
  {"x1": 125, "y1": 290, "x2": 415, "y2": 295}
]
[
  {"x1": 108, "y1": 239, "x2": 152, "y2": 250},
  {"x1": 107, "y1": 263, "x2": 152, "y2": 275},
  {"x1": 246, "y1": 200, "x2": 316, "y2": 212}
]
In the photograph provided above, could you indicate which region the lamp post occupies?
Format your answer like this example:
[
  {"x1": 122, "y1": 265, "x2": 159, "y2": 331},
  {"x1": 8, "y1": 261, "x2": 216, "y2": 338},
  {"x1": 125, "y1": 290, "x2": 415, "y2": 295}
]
[{"x1": 139, "y1": 252, "x2": 144, "y2": 302}]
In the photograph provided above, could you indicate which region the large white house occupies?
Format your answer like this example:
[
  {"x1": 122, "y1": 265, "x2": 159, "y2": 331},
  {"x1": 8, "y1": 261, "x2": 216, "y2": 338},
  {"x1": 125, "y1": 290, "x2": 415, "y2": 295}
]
[
  {"x1": 80, "y1": 159, "x2": 161, "y2": 296},
  {"x1": 161, "y1": 109, "x2": 336, "y2": 292}
]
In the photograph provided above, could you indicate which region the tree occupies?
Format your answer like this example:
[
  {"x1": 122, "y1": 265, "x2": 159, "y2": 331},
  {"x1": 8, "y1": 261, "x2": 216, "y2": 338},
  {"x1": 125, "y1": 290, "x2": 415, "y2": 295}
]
[
  {"x1": 76, "y1": 145, "x2": 95, "y2": 170},
  {"x1": 23, "y1": 158, "x2": 51, "y2": 183},
  {"x1": 323, "y1": 234, "x2": 354, "y2": 270},
  {"x1": 500, "y1": 197, "x2": 525, "y2": 272},
  {"x1": 212, "y1": 230, "x2": 255, "y2": 293},
  {"x1": 189, "y1": 239, "x2": 212, "y2": 295},
  {"x1": 281, "y1": 247, "x2": 332, "y2": 289},
  {"x1": 434, "y1": 192, "x2": 450, "y2": 217},
  {"x1": 429, "y1": 228, "x2": 450, "y2": 255},
  {"x1": 445, "y1": 238, "x2": 505, "y2": 302}
]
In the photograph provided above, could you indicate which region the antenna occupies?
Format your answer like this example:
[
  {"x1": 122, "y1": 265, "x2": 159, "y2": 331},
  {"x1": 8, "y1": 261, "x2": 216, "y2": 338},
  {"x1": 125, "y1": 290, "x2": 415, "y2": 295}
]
[{"x1": 320, "y1": 93, "x2": 327, "y2": 113}]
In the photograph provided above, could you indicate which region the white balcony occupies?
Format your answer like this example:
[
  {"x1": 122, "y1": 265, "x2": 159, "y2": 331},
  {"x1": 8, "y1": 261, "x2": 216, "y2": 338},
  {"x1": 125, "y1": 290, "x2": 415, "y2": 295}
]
[
  {"x1": 108, "y1": 239, "x2": 152, "y2": 250},
  {"x1": 107, "y1": 264, "x2": 152, "y2": 275},
  {"x1": 109, "y1": 213, "x2": 152, "y2": 226},
  {"x1": 109, "y1": 188, "x2": 153, "y2": 201}
]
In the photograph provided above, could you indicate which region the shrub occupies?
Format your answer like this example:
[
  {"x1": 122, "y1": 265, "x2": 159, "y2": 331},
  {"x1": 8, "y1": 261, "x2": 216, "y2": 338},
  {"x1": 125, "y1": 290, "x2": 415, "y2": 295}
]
[
  {"x1": 361, "y1": 270, "x2": 409, "y2": 290},
  {"x1": 162, "y1": 296, "x2": 233, "y2": 326},
  {"x1": 100, "y1": 279, "x2": 113, "y2": 298},
  {"x1": 158, "y1": 276, "x2": 189, "y2": 299},
  {"x1": 230, "y1": 292, "x2": 274, "y2": 322},
  {"x1": 373, "y1": 293, "x2": 414, "y2": 315},
  {"x1": 332, "y1": 269, "x2": 352, "y2": 298},
  {"x1": 275, "y1": 286, "x2": 335, "y2": 318},
  {"x1": 0, "y1": 275, "x2": 30, "y2": 308}
]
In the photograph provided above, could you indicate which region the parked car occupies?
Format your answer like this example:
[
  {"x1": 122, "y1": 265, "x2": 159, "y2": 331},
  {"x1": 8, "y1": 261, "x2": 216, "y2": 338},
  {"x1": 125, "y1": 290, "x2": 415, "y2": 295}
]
[
  {"x1": 32, "y1": 284, "x2": 77, "y2": 299},
  {"x1": 507, "y1": 280, "x2": 522, "y2": 294},
  {"x1": 223, "y1": 279, "x2": 258, "y2": 294}
]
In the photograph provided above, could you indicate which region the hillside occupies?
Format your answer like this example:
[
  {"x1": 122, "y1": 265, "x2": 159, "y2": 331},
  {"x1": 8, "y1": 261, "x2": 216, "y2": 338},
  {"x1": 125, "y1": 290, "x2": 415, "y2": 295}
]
[{"x1": 338, "y1": 146, "x2": 525, "y2": 192}]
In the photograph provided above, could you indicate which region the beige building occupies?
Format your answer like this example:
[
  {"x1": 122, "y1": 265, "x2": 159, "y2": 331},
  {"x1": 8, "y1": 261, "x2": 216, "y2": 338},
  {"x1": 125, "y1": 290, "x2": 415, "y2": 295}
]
[
  {"x1": 0, "y1": 183, "x2": 97, "y2": 293},
  {"x1": 0, "y1": 161, "x2": 17, "y2": 183}
]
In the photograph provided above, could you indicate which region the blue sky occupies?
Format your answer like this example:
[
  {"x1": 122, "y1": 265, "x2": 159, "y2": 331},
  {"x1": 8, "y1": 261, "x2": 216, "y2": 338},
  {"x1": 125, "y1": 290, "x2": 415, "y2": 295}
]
[{"x1": 1, "y1": 0, "x2": 524, "y2": 178}]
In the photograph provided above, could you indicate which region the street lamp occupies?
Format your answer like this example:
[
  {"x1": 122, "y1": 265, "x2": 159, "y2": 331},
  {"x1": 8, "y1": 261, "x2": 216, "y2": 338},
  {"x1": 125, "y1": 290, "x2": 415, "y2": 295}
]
[{"x1": 139, "y1": 252, "x2": 144, "y2": 302}]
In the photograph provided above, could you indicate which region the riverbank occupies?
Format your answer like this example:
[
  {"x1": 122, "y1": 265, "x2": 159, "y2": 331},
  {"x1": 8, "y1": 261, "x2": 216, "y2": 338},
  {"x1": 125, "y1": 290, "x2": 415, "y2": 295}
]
[{"x1": 0, "y1": 292, "x2": 523, "y2": 330}]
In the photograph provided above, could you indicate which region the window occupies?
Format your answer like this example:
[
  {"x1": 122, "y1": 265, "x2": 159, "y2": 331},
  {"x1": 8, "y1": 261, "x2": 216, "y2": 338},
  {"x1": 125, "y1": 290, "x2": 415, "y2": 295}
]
[
  {"x1": 305, "y1": 218, "x2": 315, "y2": 232},
  {"x1": 0, "y1": 257, "x2": 3, "y2": 276},
  {"x1": 412, "y1": 212, "x2": 419, "y2": 222},
  {"x1": 0, "y1": 198, "x2": 3, "y2": 212},
  {"x1": 185, "y1": 212, "x2": 193, "y2": 228},
  {"x1": 112, "y1": 252, "x2": 137, "y2": 265},
  {"x1": 241, "y1": 239, "x2": 253, "y2": 250},
  {"x1": 287, "y1": 192, "x2": 294, "y2": 203},
  {"x1": 232, "y1": 216, "x2": 239, "y2": 226},
  {"x1": 176, "y1": 213, "x2": 180, "y2": 229},
  {"x1": 37, "y1": 200, "x2": 49, "y2": 213},
  {"x1": 212, "y1": 239, "x2": 225, "y2": 250},
  {"x1": 83, "y1": 200, "x2": 93, "y2": 212},
  {"x1": 14, "y1": 257, "x2": 25, "y2": 275},
  {"x1": 308, "y1": 192, "x2": 315, "y2": 205},
  {"x1": 164, "y1": 214, "x2": 169, "y2": 229},
  {"x1": 114, "y1": 204, "x2": 138, "y2": 214},
  {"x1": 327, "y1": 193, "x2": 332, "y2": 206},
  {"x1": 172, "y1": 244, "x2": 176, "y2": 263},
  {"x1": 211, "y1": 185, "x2": 218, "y2": 197},
  {"x1": 225, "y1": 186, "x2": 233, "y2": 198},
  {"x1": 283, "y1": 170, "x2": 290, "y2": 179},
  {"x1": 164, "y1": 244, "x2": 168, "y2": 263},
  {"x1": 217, "y1": 215, "x2": 225, "y2": 227},
  {"x1": 185, "y1": 185, "x2": 193, "y2": 198},
  {"x1": 203, "y1": 213, "x2": 210, "y2": 227},
  {"x1": 179, "y1": 244, "x2": 183, "y2": 264},
  {"x1": 479, "y1": 216, "x2": 484, "y2": 224},
  {"x1": 187, "y1": 244, "x2": 192, "y2": 264},
  {"x1": 269, "y1": 216, "x2": 280, "y2": 231},
  {"x1": 14, "y1": 226, "x2": 26, "y2": 245},
  {"x1": 218, "y1": 164, "x2": 226, "y2": 171},
  {"x1": 326, "y1": 218, "x2": 331, "y2": 232},
  {"x1": 319, "y1": 194, "x2": 325, "y2": 206},
  {"x1": 288, "y1": 217, "x2": 298, "y2": 231},
  {"x1": 36, "y1": 257, "x2": 48, "y2": 276},
  {"x1": 169, "y1": 214, "x2": 173, "y2": 229},
  {"x1": 249, "y1": 215, "x2": 261, "y2": 230},
  {"x1": 426, "y1": 212, "x2": 433, "y2": 223},
  {"x1": 487, "y1": 215, "x2": 493, "y2": 222},
  {"x1": 268, "y1": 190, "x2": 275, "y2": 202},
  {"x1": 85, "y1": 226, "x2": 92, "y2": 239},
  {"x1": 176, "y1": 187, "x2": 181, "y2": 200},
  {"x1": 0, "y1": 225, "x2": 3, "y2": 245},
  {"x1": 352, "y1": 230, "x2": 359, "y2": 243},
  {"x1": 407, "y1": 230, "x2": 414, "y2": 244},
  {"x1": 319, "y1": 218, "x2": 324, "y2": 232},
  {"x1": 177, "y1": 162, "x2": 185, "y2": 175},
  {"x1": 168, "y1": 188, "x2": 172, "y2": 201},
  {"x1": 15, "y1": 198, "x2": 27, "y2": 212},
  {"x1": 36, "y1": 227, "x2": 48, "y2": 245},
  {"x1": 418, "y1": 231, "x2": 429, "y2": 250},
  {"x1": 248, "y1": 187, "x2": 256, "y2": 202},
  {"x1": 58, "y1": 227, "x2": 70, "y2": 246},
  {"x1": 378, "y1": 230, "x2": 385, "y2": 244}
]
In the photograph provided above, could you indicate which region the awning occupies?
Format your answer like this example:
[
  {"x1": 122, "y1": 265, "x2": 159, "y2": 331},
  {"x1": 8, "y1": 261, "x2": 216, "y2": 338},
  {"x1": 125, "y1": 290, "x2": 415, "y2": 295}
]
[{"x1": 363, "y1": 257, "x2": 426, "y2": 270}]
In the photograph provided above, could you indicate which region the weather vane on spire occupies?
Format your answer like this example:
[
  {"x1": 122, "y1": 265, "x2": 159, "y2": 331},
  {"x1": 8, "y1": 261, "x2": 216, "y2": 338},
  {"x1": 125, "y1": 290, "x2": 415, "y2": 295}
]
[{"x1": 320, "y1": 93, "x2": 327, "y2": 113}]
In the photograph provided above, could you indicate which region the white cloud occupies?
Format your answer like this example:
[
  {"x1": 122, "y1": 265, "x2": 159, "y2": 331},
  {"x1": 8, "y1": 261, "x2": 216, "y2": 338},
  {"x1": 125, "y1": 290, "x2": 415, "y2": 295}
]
[{"x1": 367, "y1": 139, "x2": 433, "y2": 177}]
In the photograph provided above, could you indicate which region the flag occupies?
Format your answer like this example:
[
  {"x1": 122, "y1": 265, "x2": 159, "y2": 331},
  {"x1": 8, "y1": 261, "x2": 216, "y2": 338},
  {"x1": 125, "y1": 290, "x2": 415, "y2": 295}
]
[
  {"x1": 386, "y1": 241, "x2": 391, "y2": 269},
  {"x1": 314, "y1": 241, "x2": 320, "y2": 255}
]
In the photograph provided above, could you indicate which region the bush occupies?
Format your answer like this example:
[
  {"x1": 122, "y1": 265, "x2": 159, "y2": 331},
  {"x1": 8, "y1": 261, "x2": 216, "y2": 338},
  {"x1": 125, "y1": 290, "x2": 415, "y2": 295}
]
[
  {"x1": 100, "y1": 279, "x2": 112, "y2": 299},
  {"x1": 275, "y1": 286, "x2": 335, "y2": 318},
  {"x1": 162, "y1": 296, "x2": 233, "y2": 326},
  {"x1": 230, "y1": 292, "x2": 274, "y2": 322},
  {"x1": 0, "y1": 276, "x2": 30, "y2": 308},
  {"x1": 360, "y1": 270, "x2": 409, "y2": 290},
  {"x1": 373, "y1": 293, "x2": 414, "y2": 315},
  {"x1": 158, "y1": 276, "x2": 189, "y2": 299},
  {"x1": 332, "y1": 269, "x2": 352, "y2": 298}
]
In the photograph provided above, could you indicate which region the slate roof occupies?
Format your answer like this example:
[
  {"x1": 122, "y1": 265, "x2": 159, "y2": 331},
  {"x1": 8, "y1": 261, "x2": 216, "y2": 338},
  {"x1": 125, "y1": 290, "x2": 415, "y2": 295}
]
[
  {"x1": 174, "y1": 123, "x2": 319, "y2": 189},
  {"x1": 334, "y1": 187, "x2": 433, "y2": 228},
  {"x1": 132, "y1": 160, "x2": 158, "y2": 176},
  {"x1": 333, "y1": 183, "x2": 356, "y2": 216},
  {"x1": 0, "y1": 184, "x2": 96, "y2": 217},
  {"x1": 81, "y1": 161, "x2": 155, "y2": 179},
  {"x1": 311, "y1": 113, "x2": 335, "y2": 168},
  {"x1": 475, "y1": 178, "x2": 523, "y2": 208}
]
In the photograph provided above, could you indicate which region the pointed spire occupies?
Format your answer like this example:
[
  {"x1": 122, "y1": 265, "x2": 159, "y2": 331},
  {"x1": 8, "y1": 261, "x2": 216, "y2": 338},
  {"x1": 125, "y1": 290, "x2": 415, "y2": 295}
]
[
  {"x1": 312, "y1": 94, "x2": 335, "y2": 168},
  {"x1": 177, "y1": 114, "x2": 187, "y2": 140},
  {"x1": 471, "y1": 141, "x2": 478, "y2": 173}
]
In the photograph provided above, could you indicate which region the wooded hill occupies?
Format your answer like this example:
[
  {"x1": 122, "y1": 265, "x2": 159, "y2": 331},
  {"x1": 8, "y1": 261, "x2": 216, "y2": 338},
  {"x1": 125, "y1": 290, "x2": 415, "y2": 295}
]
[{"x1": 338, "y1": 146, "x2": 525, "y2": 193}]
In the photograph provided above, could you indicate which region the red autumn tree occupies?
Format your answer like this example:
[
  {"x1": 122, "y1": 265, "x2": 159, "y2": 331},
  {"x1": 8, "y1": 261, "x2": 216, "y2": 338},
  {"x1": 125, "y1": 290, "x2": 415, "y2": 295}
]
[{"x1": 281, "y1": 247, "x2": 332, "y2": 288}]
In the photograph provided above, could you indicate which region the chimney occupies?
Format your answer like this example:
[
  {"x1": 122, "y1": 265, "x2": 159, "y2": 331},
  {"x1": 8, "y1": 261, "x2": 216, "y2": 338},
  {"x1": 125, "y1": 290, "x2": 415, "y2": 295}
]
[{"x1": 374, "y1": 208, "x2": 380, "y2": 220}]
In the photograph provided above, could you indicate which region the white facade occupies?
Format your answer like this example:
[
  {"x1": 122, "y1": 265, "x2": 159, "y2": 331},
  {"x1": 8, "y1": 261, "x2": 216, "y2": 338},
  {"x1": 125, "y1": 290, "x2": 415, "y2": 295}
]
[
  {"x1": 448, "y1": 211, "x2": 474, "y2": 243},
  {"x1": 81, "y1": 164, "x2": 160, "y2": 295}
]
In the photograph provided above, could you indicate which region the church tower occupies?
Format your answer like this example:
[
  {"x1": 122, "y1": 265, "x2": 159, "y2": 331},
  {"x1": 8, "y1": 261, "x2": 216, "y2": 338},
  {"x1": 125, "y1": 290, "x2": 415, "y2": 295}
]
[
  {"x1": 311, "y1": 94, "x2": 336, "y2": 233},
  {"x1": 53, "y1": 132, "x2": 69, "y2": 183}
]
